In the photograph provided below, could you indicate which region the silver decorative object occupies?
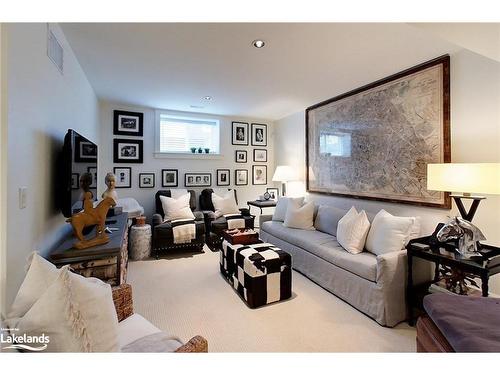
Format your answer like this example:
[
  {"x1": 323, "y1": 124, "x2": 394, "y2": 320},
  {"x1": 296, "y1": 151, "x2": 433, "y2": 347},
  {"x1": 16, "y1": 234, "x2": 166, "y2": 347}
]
[{"x1": 437, "y1": 217, "x2": 486, "y2": 259}]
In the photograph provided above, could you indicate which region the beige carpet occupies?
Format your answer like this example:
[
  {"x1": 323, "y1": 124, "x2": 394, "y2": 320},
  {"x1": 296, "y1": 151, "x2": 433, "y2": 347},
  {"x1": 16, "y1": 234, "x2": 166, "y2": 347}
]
[{"x1": 127, "y1": 247, "x2": 416, "y2": 352}]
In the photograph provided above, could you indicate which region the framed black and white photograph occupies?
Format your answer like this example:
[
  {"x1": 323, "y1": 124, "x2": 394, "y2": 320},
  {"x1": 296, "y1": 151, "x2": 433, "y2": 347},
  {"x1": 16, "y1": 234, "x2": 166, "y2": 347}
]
[
  {"x1": 232, "y1": 122, "x2": 249, "y2": 145},
  {"x1": 235, "y1": 150, "x2": 247, "y2": 163},
  {"x1": 185, "y1": 173, "x2": 211, "y2": 187},
  {"x1": 71, "y1": 173, "x2": 79, "y2": 190},
  {"x1": 161, "y1": 169, "x2": 178, "y2": 187},
  {"x1": 235, "y1": 169, "x2": 248, "y2": 186},
  {"x1": 113, "y1": 167, "x2": 132, "y2": 188},
  {"x1": 113, "y1": 139, "x2": 143, "y2": 163},
  {"x1": 252, "y1": 165, "x2": 267, "y2": 185},
  {"x1": 75, "y1": 139, "x2": 97, "y2": 163},
  {"x1": 253, "y1": 149, "x2": 267, "y2": 162},
  {"x1": 266, "y1": 187, "x2": 279, "y2": 201},
  {"x1": 251, "y1": 123, "x2": 267, "y2": 146},
  {"x1": 217, "y1": 169, "x2": 230, "y2": 186},
  {"x1": 139, "y1": 173, "x2": 155, "y2": 188},
  {"x1": 87, "y1": 166, "x2": 97, "y2": 188},
  {"x1": 113, "y1": 110, "x2": 144, "y2": 136}
]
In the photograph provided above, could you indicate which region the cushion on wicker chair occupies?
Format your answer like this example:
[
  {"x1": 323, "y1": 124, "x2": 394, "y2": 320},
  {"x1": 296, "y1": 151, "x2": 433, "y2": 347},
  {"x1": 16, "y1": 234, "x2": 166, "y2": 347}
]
[{"x1": 121, "y1": 332, "x2": 183, "y2": 353}]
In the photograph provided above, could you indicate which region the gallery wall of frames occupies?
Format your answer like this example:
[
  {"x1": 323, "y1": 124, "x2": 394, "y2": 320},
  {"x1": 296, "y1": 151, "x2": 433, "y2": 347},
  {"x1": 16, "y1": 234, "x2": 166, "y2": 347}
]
[{"x1": 99, "y1": 102, "x2": 278, "y2": 218}]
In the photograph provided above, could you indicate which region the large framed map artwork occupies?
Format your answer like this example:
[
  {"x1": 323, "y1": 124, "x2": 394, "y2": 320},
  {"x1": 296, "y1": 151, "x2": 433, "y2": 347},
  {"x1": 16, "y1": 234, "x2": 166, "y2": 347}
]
[{"x1": 306, "y1": 55, "x2": 451, "y2": 208}]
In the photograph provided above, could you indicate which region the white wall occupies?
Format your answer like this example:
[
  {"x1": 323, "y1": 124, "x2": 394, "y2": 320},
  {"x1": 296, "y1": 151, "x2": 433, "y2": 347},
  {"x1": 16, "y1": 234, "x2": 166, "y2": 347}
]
[
  {"x1": 274, "y1": 49, "x2": 500, "y2": 292},
  {"x1": 0, "y1": 24, "x2": 7, "y2": 316},
  {"x1": 4, "y1": 23, "x2": 99, "y2": 308},
  {"x1": 99, "y1": 101, "x2": 277, "y2": 220}
]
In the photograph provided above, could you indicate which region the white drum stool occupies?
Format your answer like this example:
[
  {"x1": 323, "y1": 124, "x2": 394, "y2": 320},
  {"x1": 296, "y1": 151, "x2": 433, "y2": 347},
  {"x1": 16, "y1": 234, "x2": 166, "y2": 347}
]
[{"x1": 129, "y1": 224, "x2": 152, "y2": 260}]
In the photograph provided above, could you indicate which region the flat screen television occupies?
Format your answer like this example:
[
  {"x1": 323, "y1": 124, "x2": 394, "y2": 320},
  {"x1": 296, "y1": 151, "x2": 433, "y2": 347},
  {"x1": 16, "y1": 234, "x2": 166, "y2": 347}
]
[{"x1": 61, "y1": 129, "x2": 98, "y2": 218}]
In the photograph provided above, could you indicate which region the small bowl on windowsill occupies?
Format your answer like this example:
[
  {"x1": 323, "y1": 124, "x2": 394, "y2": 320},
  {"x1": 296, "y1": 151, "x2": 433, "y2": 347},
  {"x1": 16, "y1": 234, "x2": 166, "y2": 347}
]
[
  {"x1": 190, "y1": 147, "x2": 197, "y2": 153},
  {"x1": 204, "y1": 148, "x2": 210, "y2": 154}
]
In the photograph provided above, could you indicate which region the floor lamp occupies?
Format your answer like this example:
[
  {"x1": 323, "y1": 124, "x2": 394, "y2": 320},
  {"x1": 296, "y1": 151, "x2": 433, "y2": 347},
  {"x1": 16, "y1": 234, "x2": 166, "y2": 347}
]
[{"x1": 427, "y1": 163, "x2": 500, "y2": 221}]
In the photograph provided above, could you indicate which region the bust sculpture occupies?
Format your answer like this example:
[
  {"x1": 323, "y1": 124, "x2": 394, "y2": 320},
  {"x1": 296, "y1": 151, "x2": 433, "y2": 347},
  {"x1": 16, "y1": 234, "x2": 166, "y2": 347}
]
[{"x1": 102, "y1": 172, "x2": 118, "y2": 204}]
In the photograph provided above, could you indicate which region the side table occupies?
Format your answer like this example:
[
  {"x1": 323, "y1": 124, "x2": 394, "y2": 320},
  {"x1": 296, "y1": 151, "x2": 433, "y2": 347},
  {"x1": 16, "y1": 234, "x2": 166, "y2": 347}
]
[
  {"x1": 406, "y1": 235, "x2": 500, "y2": 326},
  {"x1": 247, "y1": 200, "x2": 277, "y2": 214},
  {"x1": 130, "y1": 224, "x2": 152, "y2": 260}
]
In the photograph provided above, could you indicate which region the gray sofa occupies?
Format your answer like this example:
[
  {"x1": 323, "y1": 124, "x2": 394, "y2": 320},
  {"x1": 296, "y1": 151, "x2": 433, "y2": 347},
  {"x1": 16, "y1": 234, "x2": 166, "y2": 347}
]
[{"x1": 260, "y1": 204, "x2": 423, "y2": 327}]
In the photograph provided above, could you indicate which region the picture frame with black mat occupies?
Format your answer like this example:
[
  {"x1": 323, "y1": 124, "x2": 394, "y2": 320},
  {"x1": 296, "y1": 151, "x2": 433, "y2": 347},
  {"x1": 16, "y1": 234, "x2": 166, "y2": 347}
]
[
  {"x1": 266, "y1": 187, "x2": 279, "y2": 201},
  {"x1": 217, "y1": 169, "x2": 230, "y2": 186},
  {"x1": 113, "y1": 110, "x2": 143, "y2": 136},
  {"x1": 235, "y1": 169, "x2": 248, "y2": 186},
  {"x1": 113, "y1": 139, "x2": 143, "y2": 164},
  {"x1": 113, "y1": 167, "x2": 132, "y2": 188},
  {"x1": 251, "y1": 123, "x2": 267, "y2": 147},
  {"x1": 185, "y1": 173, "x2": 211, "y2": 187},
  {"x1": 253, "y1": 149, "x2": 267, "y2": 162},
  {"x1": 87, "y1": 166, "x2": 97, "y2": 188},
  {"x1": 235, "y1": 150, "x2": 247, "y2": 163},
  {"x1": 139, "y1": 173, "x2": 155, "y2": 188},
  {"x1": 71, "y1": 173, "x2": 79, "y2": 190},
  {"x1": 252, "y1": 165, "x2": 267, "y2": 185},
  {"x1": 232, "y1": 122, "x2": 249, "y2": 145},
  {"x1": 162, "y1": 169, "x2": 178, "y2": 187}
]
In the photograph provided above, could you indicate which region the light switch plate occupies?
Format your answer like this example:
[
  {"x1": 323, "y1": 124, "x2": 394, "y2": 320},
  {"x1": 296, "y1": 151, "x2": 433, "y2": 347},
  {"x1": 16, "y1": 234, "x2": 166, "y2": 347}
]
[{"x1": 19, "y1": 187, "x2": 27, "y2": 209}]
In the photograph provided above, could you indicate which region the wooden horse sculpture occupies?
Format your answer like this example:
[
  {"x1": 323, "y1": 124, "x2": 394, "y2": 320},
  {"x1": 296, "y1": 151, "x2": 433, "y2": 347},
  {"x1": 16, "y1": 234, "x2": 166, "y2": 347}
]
[{"x1": 67, "y1": 193, "x2": 116, "y2": 249}]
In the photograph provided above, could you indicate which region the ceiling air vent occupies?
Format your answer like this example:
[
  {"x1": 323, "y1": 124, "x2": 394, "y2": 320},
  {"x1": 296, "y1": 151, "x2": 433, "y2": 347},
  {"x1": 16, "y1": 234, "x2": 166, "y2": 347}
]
[{"x1": 47, "y1": 28, "x2": 64, "y2": 74}]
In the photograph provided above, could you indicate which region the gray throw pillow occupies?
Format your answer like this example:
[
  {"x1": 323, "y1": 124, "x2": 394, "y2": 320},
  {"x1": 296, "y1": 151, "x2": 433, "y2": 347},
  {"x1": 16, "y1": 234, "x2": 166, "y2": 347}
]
[
  {"x1": 314, "y1": 205, "x2": 348, "y2": 236},
  {"x1": 272, "y1": 197, "x2": 304, "y2": 222}
]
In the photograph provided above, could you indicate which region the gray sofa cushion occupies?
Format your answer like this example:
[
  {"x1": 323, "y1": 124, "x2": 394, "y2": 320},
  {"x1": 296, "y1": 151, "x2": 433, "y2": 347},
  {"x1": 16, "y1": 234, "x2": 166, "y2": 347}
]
[
  {"x1": 261, "y1": 221, "x2": 334, "y2": 248},
  {"x1": 308, "y1": 241, "x2": 377, "y2": 282},
  {"x1": 261, "y1": 220, "x2": 377, "y2": 282},
  {"x1": 314, "y1": 205, "x2": 348, "y2": 236}
]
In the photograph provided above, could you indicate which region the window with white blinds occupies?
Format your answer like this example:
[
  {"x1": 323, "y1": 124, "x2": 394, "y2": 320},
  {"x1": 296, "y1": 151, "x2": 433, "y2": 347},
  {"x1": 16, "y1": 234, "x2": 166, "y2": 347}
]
[{"x1": 157, "y1": 114, "x2": 220, "y2": 154}]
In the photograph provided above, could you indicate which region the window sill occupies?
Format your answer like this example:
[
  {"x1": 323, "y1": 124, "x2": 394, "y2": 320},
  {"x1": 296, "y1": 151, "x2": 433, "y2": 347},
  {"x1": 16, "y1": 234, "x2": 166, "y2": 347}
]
[{"x1": 154, "y1": 152, "x2": 224, "y2": 160}]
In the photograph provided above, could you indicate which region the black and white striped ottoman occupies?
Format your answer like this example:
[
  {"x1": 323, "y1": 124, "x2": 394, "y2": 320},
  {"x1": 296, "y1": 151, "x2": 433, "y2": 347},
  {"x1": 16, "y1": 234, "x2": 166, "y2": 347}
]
[{"x1": 220, "y1": 240, "x2": 292, "y2": 308}]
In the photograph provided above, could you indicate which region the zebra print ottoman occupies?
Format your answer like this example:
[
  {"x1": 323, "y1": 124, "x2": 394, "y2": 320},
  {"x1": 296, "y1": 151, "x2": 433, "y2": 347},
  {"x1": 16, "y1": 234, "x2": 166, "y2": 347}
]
[{"x1": 220, "y1": 240, "x2": 292, "y2": 308}]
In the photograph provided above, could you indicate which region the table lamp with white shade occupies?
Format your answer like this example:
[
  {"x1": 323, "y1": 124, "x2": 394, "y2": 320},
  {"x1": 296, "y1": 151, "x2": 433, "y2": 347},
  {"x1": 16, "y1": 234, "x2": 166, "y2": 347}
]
[
  {"x1": 427, "y1": 163, "x2": 500, "y2": 221},
  {"x1": 272, "y1": 165, "x2": 297, "y2": 196}
]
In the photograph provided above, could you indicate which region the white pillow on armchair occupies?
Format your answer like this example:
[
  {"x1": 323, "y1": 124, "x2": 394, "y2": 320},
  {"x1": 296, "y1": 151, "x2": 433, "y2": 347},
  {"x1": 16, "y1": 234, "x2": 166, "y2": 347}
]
[
  {"x1": 160, "y1": 193, "x2": 195, "y2": 222},
  {"x1": 212, "y1": 191, "x2": 239, "y2": 218}
]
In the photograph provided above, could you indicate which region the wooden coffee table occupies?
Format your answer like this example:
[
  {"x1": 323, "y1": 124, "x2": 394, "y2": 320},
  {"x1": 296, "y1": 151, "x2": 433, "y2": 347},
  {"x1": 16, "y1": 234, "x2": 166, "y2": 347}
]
[{"x1": 222, "y1": 228, "x2": 259, "y2": 245}]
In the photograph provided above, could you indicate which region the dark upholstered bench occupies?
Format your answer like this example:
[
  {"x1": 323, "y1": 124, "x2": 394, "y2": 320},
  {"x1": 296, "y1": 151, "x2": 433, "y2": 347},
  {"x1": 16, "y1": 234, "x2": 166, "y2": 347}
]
[{"x1": 417, "y1": 293, "x2": 500, "y2": 352}]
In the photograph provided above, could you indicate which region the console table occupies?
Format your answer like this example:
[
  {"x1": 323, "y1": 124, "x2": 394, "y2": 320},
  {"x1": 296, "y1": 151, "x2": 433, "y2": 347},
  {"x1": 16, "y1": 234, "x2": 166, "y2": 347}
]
[
  {"x1": 407, "y1": 235, "x2": 500, "y2": 325},
  {"x1": 50, "y1": 213, "x2": 129, "y2": 286}
]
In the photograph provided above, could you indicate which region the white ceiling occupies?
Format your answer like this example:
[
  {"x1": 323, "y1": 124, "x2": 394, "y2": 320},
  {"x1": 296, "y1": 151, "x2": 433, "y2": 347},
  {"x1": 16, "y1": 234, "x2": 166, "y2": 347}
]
[{"x1": 62, "y1": 23, "x2": 467, "y2": 120}]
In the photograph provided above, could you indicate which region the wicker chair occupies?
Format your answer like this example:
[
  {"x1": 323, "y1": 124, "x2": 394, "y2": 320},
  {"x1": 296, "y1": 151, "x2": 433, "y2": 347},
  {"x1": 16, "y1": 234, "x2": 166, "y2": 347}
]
[
  {"x1": 112, "y1": 284, "x2": 208, "y2": 352},
  {"x1": 152, "y1": 190, "x2": 206, "y2": 258}
]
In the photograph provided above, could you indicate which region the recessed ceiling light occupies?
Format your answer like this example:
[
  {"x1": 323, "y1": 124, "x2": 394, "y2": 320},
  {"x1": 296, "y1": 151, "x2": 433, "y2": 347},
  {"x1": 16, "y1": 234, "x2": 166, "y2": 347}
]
[
  {"x1": 252, "y1": 39, "x2": 265, "y2": 48},
  {"x1": 203, "y1": 96, "x2": 212, "y2": 100}
]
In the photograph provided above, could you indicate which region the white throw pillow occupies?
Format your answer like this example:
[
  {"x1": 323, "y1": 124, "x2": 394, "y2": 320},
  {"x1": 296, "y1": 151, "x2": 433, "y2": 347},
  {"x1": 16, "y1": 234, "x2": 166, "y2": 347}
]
[
  {"x1": 212, "y1": 191, "x2": 239, "y2": 218},
  {"x1": 283, "y1": 201, "x2": 315, "y2": 230},
  {"x1": 7, "y1": 252, "x2": 61, "y2": 319},
  {"x1": 365, "y1": 209, "x2": 418, "y2": 255},
  {"x1": 160, "y1": 193, "x2": 195, "y2": 222},
  {"x1": 336, "y1": 207, "x2": 371, "y2": 254},
  {"x1": 15, "y1": 267, "x2": 119, "y2": 352},
  {"x1": 272, "y1": 197, "x2": 305, "y2": 222}
]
